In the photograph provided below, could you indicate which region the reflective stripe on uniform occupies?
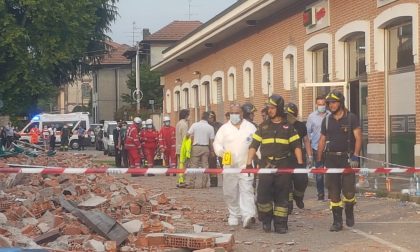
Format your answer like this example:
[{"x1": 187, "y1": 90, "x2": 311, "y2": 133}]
[
  {"x1": 261, "y1": 138, "x2": 290, "y2": 144},
  {"x1": 293, "y1": 190, "x2": 304, "y2": 197},
  {"x1": 288, "y1": 192, "x2": 293, "y2": 201},
  {"x1": 330, "y1": 201, "x2": 343, "y2": 209},
  {"x1": 289, "y1": 134, "x2": 300, "y2": 143},
  {"x1": 253, "y1": 134, "x2": 262, "y2": 142},
  {"x1": 342, "y1": 196, "x2": 356, "y2": 204},
  {"x1": 257, "y1": 203, "x2": 272, "y2": 213},
  {"x1": 273, "y1": 206, "x2": 288, "y2": 217}
]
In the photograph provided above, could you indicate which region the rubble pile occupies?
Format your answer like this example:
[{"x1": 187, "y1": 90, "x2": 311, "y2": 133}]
[
  {"x1": 0, "y1": 153, "x2": 234, "y2": 252},
  {"x1": 0, "y1": 152, "x2": 105, "y2": 168}
]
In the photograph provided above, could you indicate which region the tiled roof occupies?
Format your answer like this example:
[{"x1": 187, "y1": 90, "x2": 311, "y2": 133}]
[
  {"x1": 100, "y1": 41, "x2": 131, "y2": 65},
  {"x1": 144, "y1": 21, "x2": 203, "y2": 41}
]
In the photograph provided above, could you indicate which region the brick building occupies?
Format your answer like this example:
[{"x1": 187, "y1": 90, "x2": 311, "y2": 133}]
[{"x1": 153, "y1": 0, "x2": 420, "y2": 167}]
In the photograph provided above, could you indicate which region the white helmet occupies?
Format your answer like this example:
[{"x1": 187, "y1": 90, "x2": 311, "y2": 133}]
[
  {"x1": 134, "y1": 117, "x2": 142, "y2": 124},
  {"x1": 163, "y1": 116, "x2": 170, "y2": 122},
  {"x1": 141, "y1": 121, "x2": 146, "y2": 127},
  {"x1": 145, "y1": 119, "x2": 153, "y2": 125}
]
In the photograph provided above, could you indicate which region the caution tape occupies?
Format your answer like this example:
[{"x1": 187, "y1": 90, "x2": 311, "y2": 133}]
[{"x1": 1, "y1": 165, "x2": 420, "y2": 175}]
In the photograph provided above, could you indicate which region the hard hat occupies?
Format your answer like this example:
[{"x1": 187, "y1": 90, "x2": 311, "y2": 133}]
[
  {"x1": 285, "y1": 102, "x2": 298, "y2": 117},
  {"x1": 145, "y1": 119, "x2": 153, "y2": 125},
  {"x1": 325, "y1": 89, "x2": 345, "y2": 104},
  {"x1": 241, "y1": 102, "x2": 257, "y2": 114},
  {"x1": 133, "y1": 117, "x2": 142, "y2": 124},
  {"x1": 267, "y1": 94, "x2": 285, "y2": 116},
  {"x1": 163, "y1": 116, "x2": 170, "y2": 122}
]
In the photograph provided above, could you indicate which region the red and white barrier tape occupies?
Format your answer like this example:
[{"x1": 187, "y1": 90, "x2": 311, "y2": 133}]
[{"x1": 1, "y1": 164, "x2": 420, "y2": 175}]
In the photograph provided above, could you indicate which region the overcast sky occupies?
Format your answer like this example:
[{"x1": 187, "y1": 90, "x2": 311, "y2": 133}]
[{"x1": 108, "y1": 0, "x2": 237, "y2": 46}]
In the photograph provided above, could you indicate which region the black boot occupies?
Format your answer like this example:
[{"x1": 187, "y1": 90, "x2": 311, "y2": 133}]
[
  {"x1": 274, "y1": 217, "x2": 288, "y2": 234},
  {"x1": 288, "y1": 200, "x2": 293, "y2": 215},
  {"x1": 294, "y1": 195, "x2": 304, "y2": 209},
  {"x1": 345, "y1": 204, "x2": 355, "y2": 227},
  {"x1": 262, "y1": 221, "x2": 272, "y2": 233},
  {"x1": 330, "y1": 207, "x2": 343, "y2": 232},
  {"x1": 210, "y1": 176, "x2": 218, "y2": 187}
]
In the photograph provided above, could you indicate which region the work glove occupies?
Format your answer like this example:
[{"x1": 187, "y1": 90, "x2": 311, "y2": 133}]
[
  {"x1": 315, "y1": 161, "x2": 324, "y2": 169},
  {"x1": 349, "y1": 155, "x2": 359, "y2": 168},
  {"x1": 307, "y1": 155, "x2": 314, "y2": 168}
]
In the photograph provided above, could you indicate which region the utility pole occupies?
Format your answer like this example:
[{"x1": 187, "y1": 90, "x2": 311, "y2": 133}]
[
  {"x1": 132, "y1": 22, "x2": 136, "y2": 46},
  {"x1": 136, "y1": 42, "x2": 141, "y2": 114},
  {"x1": 188, "y1": 0, "x2": 192, "y2": 20}
]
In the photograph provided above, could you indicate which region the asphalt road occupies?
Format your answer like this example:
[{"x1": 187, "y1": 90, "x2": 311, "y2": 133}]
[{"x1": 74, "y1": 148, "x2": 420, "y2": 251}]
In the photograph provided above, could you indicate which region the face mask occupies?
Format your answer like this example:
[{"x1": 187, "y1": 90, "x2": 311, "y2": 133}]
[
  {"x1": 317, "y1": 105, "x2": 326, "y2": 113},
  {"x1": 147, "y1": 125, "x2": 153, "y2": 129},
  {"x1": 230, "y1": 114, "x2": 241, "y2": 125},
  {"x1": 164, "y1": 121, "x2": 170, "y2": 126},
  {"x1": 122, "y1": 125, "x2": 127, "y2": 129}
]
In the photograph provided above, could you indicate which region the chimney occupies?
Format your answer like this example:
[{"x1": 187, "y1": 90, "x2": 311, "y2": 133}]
[{"x1": 143, "y1": 28, "x2": 150, "y2": 40}]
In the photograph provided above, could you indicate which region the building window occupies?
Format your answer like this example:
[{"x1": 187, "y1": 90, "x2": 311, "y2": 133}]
[
  {"x1": 388, "y1": 22, "x2": 413, "y2": 71},
  {"x1": 262, "y1": 62, "x2": 271, "y2": 96},
  {"x1": 313, "y1": 45, "x2": 329, "y2": 82},
  {"x1": 81, "y1": 83, "x2": 91, "y2": 99},
  {"x1": 348, "y1": 35, "x2": 366, "y2": 80},
  {"x1": 175, "y1": 91, "x2": 180, "y2": 111},
  {"x1": 192, "y1": 85, "x2": 199, "y2": 108},
  {"x1": 288, "y1": 55, "x2": 295, "y2": 89},
  {"x1": 228, "y1": 73, "x2": 236, "y2": 101},
  {"x1": 183, "y1": 88, "x2": 189, "y2": 109},
  {"x1": 203, "y1": 82, "x2": 210, "y2": 111},
  {"x1": 244, "y1": 67, "x2": 252, "y2": 98}
]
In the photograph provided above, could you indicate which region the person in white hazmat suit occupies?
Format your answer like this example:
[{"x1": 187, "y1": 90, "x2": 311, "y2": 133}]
[{"x1": 213, "y1": 104, "x2": 257, "y2": 228}]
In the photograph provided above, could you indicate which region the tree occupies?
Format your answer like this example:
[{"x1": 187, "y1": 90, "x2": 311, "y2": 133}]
[
  {"x1": 0, "y1": 0, "x2": 118, "y2": 115},
  {"x1": 122, "y1": 64, "x2": 162, "y2": 111}
]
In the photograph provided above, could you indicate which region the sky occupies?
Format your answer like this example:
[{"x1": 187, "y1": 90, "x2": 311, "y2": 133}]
[{"x1": 108, "y1": 0, "x2": 237, "y2": 46}]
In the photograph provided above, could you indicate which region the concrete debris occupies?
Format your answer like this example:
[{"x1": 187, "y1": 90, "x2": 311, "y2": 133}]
[{"x1": 0, "y1": 152, "x2": 234, "y2": 251}]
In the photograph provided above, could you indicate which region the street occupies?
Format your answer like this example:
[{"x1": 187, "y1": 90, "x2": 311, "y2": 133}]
[
  {"x1": 132, "y1": 172, "x2": 420, "y2": 252},
  {"x1": 72, "y1": 147, "x2": 420, "y2": 252}
]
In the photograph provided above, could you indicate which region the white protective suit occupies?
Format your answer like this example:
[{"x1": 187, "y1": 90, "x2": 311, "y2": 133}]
[{"x1": 213, "y1": 119, "x2": 257, "y2": 227}]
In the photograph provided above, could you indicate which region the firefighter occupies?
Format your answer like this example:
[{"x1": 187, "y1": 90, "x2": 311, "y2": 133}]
[
  {"x1": 241, "y1": 102, "x2": 257, "y2": 127},
  {"x1": 159, "y1": 116, "x2": 176, "y2": 168},
  {"x1": 284, "y1": 102, "x2": 313, "y2": 213},
  {"x1": 125, "y1": 117, "x2": 142, "y2": 168},
  {"x1": 316, "y1": 89, "x2": 362, "y2": 232},
  {"x1": 140, "y1": 119, "x2": 159, "y2": 168},
  {"x1": 246, "y1": 94, "x2": 304, "y2": 234}
]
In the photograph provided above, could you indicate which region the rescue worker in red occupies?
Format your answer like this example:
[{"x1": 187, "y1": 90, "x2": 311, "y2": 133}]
[
  {"x1": 29, "y1": 125, "x2": 40, "y2": 144},
  {"x1": 159, "y1": 116, "x2": 176, "y2": 168},
  {"x1": 125, "y1": 117, "x2": 142, "y2": 167},
  {"x1": 140, "y1": 119, "x2": 159, "y2": 168}
]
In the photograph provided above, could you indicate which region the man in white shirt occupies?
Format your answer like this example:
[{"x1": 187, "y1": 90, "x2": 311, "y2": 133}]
[
  {"x1": 187, "y1": 111, "x2": 215, "y2": 188},
  {"x1": 213, "y1": 104, "x2": 257, "y2": 228}
]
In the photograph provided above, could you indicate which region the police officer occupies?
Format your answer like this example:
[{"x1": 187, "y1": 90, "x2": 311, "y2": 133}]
[
  {"x1": 284, "y1": 102, "x2": 313, "y2": 213},
  {"x1": 241, "y1": 102, "x2": 257, "y2": 127},
  {"x1": 246, "y1": 94, "x2": 304, "y2": 234},
  {"x1": 316, "y1": 89, "x2": 362, "y2": 232}
]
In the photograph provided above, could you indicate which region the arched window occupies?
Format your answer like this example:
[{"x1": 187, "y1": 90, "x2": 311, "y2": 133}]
[
  {"x1": 243, "y1": 60, "x2": 254, "y2": 98},
  {"x1": 261, "y1": 54, "x2": 273, "y2": 96},
  {"x1": 227, "y1": 67, "x2": 236, "y2": 101},
  {"x1": 183, "y1": 88, "x2": 189, "y2": 109}
]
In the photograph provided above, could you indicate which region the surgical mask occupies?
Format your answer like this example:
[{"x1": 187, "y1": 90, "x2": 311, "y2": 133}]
[
  {"x1": 317, "y1": 105, "x2": 326, "y2": 113},
  {"x1": 164, "y1": 121, "x2": 170, "y2": 126},
  {"x1": 230, "y1": 114, "x2": 241, "y2": 125},
  {"x1": 147, "y1": 125, "x2": 153, "y2": 129}
]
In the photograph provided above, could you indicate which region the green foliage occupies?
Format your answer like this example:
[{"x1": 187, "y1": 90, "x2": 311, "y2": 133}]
[
  {"x1": 0, "y1": 0, "x2": 118, "y2": 115},
  {"x1": 122, "y1": 64, "x2": 162, "y2": 110}
]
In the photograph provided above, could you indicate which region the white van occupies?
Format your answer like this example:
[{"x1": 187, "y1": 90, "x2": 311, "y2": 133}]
[{"x1": 19, "y1": 112, "x2": 90, "y2": 149}]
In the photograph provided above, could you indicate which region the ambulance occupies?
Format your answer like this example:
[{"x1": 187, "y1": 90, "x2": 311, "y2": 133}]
[{"x1": 19, "y1": 112, "x2": 90, "y2": 149}]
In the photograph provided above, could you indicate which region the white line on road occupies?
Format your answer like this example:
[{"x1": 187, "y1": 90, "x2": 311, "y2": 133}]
[{"x1": 350, "y1": 228, "x2": 411, "y2": 252}]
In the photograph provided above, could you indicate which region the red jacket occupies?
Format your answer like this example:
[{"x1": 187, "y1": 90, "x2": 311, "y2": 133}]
[
  {"x1": 124, "y1": 124, "x2": 141, "y2": 150},
  {"x1": 140, "y1": 129, "x2": 159, "y2": 149},
  {"x1": 159, "y1": 126, "x2": 176, "y2": 150}
]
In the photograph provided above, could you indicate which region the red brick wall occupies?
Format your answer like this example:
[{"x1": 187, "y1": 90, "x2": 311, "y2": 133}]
[{"x1": 163, "y1": 0, "x2": 418, "y2": 147}]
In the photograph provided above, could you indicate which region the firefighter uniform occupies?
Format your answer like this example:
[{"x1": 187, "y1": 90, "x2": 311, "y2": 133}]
[
  {"x1": 140, "y1": 119, "x2": 159, "y2": 168},
  {"x1": 125, "y1": 120, "x2": 142, "y2": 167},
  {"x1": 317, "y1": 90, "x2": 361, "y2": 232},
  {"x1": 159, "y1": 120, "x2": 176, "y2": 168},
  {"x1": 249, "y1": 111, "x2": 301, "y2": 233}
]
